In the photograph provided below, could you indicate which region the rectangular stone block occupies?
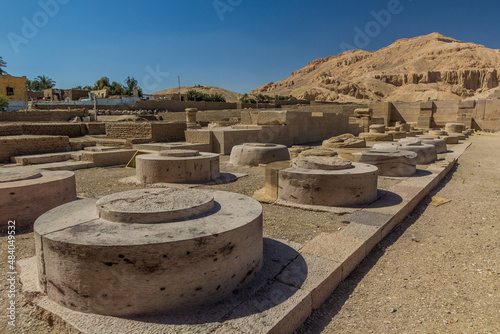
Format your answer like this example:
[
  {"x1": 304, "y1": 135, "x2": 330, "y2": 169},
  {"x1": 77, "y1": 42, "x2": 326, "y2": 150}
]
[
  {"x1": 224, "y1": 281, "x2": 312, "y2": 334},
  {"x1": 264, "y1": 161, "x2": 292, "y2": 200},
  {"x1": 341, "y1": 222, "x2": 381, "y2": 256},
  {"x1": 417, "y1": 116, "x2": 433, "y2": 129},
  {"x1": 300, "y1": 232, "x2": 365, "y2": 280},
  {"x1": 277, "y1": 253, "x2": 342, "y2": 310},
  {"x1": 420, "y1": 101, "x2": 434, "y2": 110},
  {"x1": 257, "y1": 111, "x2": 287, "y2": 125},
  {"x1": 459, "y1": 100, "x2": 475, "y2": 109},
  {"x1": 184, "y1": 129, "x2": 212, "y2": 144},
  {"x1": 81, "y1": 149, "x2": 136, "y2": 167}
]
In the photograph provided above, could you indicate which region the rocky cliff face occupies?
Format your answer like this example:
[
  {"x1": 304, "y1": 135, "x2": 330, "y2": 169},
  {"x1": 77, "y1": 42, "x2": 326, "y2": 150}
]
[{"x1": 252, "y1": 33, "x2": 500, "y2": 102}]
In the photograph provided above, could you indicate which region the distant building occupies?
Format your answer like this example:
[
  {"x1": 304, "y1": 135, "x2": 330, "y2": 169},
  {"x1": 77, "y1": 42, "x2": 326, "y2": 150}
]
[
  {"x1": 154, "y1": 93, "x2": 188, "y2": 102},
  {"x1": 0, "y1": 74, "x2": 28, "y2": 110},
  {"x1": 44, "y1": 88, "x2": 91, "y2": 101}
]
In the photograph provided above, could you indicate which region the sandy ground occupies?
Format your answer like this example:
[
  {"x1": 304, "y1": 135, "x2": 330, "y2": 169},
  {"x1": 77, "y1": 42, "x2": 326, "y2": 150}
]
[{"x1": 0, "y1": 133, "x2": 498, "y2": 333}]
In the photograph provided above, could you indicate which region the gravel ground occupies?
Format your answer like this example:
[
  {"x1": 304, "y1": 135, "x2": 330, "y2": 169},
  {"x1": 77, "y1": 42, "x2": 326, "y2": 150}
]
[{"x1": 1, "y1": 134, "x2": 497, "y2": 333}]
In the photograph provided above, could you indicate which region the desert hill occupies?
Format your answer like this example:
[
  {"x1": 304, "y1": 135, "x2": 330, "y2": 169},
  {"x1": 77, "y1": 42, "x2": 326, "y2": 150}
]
[
  {"x1": 252, "y1": 33, "x2": 500, "y2": 102},
  {"x1": 153, "y1": 85, "x2": 243, "y2": 103}
]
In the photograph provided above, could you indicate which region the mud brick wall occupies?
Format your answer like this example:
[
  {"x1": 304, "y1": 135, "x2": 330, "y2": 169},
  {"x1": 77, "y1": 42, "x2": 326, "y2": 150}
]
[
  {"x1": 0, "y1": 109, "x2": 88, "y2": 122},
  {"x1": 21, "y1": 123, "x2": 83, "y2": 137},
  {"x1": 0, "y1": 135, "x2": 70, "y2": 163},
  {"x1": 0, "y1": 124, "x2": 23, "y2": 136},
  {"x1": 105, "y1": 122, "x2": 186, "y2": 142}
]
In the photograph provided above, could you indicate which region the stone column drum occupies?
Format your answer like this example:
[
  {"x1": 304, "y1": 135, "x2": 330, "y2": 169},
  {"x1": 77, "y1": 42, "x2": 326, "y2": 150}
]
[
  {"x1": 399, "y1": 137, "x2": 447, "y2": 154},
  {"x1": 373, "y1": 142, "x2": 437, "y2": 164},
  {"x1": 0, "y1": 170, "x2": 77, "y2": 231},
  {"x1": 136, "y1": 149, "x2": 220, "y2": 184},
  {"x1": 353, "y1": 150, "x2": 418, "y2": 177},
  {"x1": 186, "y1": 108, "x2": 201, "y2": 129},
  {"x1": 34, "y1": 188, "x2": 263, "y2": 316},
  {"x1": 230, "y1": 143, "x2": 290, "y2": 167},
  {"x1": 278, "y1": 157, "x2": 378, "y2": 207}
]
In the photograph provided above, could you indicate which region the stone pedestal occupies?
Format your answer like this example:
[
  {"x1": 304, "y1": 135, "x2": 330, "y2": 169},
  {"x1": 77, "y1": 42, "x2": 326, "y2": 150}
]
[
  {"x1": 0, "y1": 170, "x2": 77, "y2": 231},
  {"x1": 278, "y1": 157, "x2": 378, "y2": 207},
  {"x1": 186, "y1": 108, "x2": 202, "y2": 129},
  {"x1": 230, "y1": 143, "x2": 290, "y2": 167},
  {"x1": 399, "y1": 138, "x2": 447, "y2": 154},
  {"x1": 353, "y1": 150, "x2": 417, "y2": 177},
  {"x1": 34, "y1": 188, "x2": 263, "y2": 316},
  {"x1": 445, "y1": 123, "x2": 466, "y2": 134},
  {"x1": 373, "y1": 142, "x2": 437, "y2": 164},
  {"x1": 136, "y1": 149, "x2": 219, "y2": 184}
]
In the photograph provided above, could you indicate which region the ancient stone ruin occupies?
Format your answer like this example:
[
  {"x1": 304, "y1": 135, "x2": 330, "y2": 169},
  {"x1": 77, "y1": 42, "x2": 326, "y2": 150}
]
[
  {"x1": 358, "y1": 124, "x2": 393, "y2": 141},
  {"x1": 352, "y1": 150, "x2": 418, "y2": 177},
  {"x1": 229, "y1": 143, "x2": 290, "y2": 167},
  {"x1": 34, "y1": 188, "x2": 263, "y2": 316},
  {"x1": 373, "y1": 141, "x2": 438, "y2": 164},
  {"x1": 135, "y1": 149, "x2": 220, "y2": 184},
  {"x1": 278, "y1": 156, "x2": 378, "y2": 207},
  {"x1": 0, "y1": 170, "x2": 76, "y2": 230}
]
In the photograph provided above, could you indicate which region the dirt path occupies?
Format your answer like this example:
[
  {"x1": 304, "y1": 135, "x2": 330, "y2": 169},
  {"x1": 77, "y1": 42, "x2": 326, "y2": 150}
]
[{"x1": 297, "y1": 132, "x2": 500, "y2": 334}]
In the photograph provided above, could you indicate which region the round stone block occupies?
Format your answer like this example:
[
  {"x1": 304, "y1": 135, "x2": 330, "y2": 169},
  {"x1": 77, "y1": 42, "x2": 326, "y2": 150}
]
[
  {"x1": 278, "y1": 158, "x2": 378, "y2": 207},
  {"x1": 0, "y1": 170, "x2": 77, "y2": 231},
  {"x1": 399, "y1": 138, "x2": 447, "y2": 154},
  {"x1": 34, "y1": 188, "x2": 263, "y2": 316},
  {"x1": 353, "y1": 150, "x2": 418, "y2": 177},
  {"x1": 445, "y1": 123, "x2": 466, "y2": 133},
  {"x1": 136, "y1": 150, "x2": 220, "y2": 184},
  {"x1": 373, "y1": 142, "x2": 437, "y2": 164},
  {"x1": 298, "y1": 148, "x2": 338, "y2": 158},
  {"x1": 293, "y1": 156, "x2": 352, "y2": 170},
  {"x1": 230, "y1": 143, "x2": 290, "y2": 167},
  {"x1": 322, "y1": 134, "x2": 366, "y2": 149},
  {"x1": 359, "y1": 132, "x2": 393, "y2": 141}
]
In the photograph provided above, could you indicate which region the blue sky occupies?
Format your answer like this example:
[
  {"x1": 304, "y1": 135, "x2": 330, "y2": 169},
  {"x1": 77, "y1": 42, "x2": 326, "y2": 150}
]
[{"x1": 1, "y1": 0, "x2": 499, "y2": 94}]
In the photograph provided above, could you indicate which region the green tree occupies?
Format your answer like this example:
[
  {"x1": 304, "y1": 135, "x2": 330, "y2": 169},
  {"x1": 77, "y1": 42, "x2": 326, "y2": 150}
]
[
  {"x1": 0, "y1": 95, "x2": 9, "y2": 110},
  {"x1": 94, "y1": 77, "x2": 110, "y2": 90},
  {"x1": 35, "y1": 75, "x2": 56, "y2": 89},
  {"x1": 124, "y1": 76, "x2": 142, "y2": 96},
  {"x1": 0, "y1": 56, "x2": 6, "y2": 75},
  {"x1": 27, "y1": 75, "x2": 56, "y2": 91},
  {"x1": 72, "y1": 85, "x2": 83, "y2": 90},
  {"x1": 83, "y1": 85, "x2": 93, "y2": 91},
  {"x1": 109, "y1": 81, "x2": 125, "y2": 96}
]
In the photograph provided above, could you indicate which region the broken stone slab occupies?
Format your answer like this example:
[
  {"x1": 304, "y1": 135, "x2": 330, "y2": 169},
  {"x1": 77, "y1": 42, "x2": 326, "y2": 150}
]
[{"x1": 322, "y1": 133, "x2": 366, "y2": 149}]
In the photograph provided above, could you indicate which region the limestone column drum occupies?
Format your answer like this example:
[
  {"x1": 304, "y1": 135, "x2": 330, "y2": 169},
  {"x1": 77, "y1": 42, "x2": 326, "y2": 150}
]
[
  {"x1": 399, "y1": 137, "x2": 447, "y2": 154},
  {"x1": 353, "y1": 150, "x2": 418, "y2": 177},
  {"x1": 278, "y1": 157, "x2": 378, "y2": 207},
  {"x1": 136, "y1": 149, "x2": 220, "y2": 184},
  {"x1": 230, "y1": 143, "x2": 290, "y2": 167},
  {"x1": 34, "y1": 188, "x2": 263, "y2": 316},
  {"x1": 0, "y1": 170, "x2": 76, "y2": 230},
  {"x1": 373, "y1": 142, "x2": 437, "y2": 164}
]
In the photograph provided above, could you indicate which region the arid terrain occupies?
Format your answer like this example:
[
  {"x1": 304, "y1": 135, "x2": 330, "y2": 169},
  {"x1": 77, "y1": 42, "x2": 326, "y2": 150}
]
[
  {"x1": 252, "y1": 33, "x2": 500, "y2": 103},
  {"x1": 0, "y1": 133, "x2": 498, "y2": 333},
  {"x1": 153, "y1": 85, "x2": 243, "y2": 103}
]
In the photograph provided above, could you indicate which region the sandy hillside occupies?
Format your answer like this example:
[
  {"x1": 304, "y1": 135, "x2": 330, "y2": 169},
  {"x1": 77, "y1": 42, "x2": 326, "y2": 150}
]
[
  {"x1": 252, "y1": 32, "x2": 500, "y2": 102},
  {"x1": 153, "y1": 85, "x2": 243, "y2": 103}
]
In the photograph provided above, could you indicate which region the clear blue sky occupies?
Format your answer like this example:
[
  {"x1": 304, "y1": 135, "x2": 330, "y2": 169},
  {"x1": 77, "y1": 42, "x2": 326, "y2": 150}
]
[{"x1": 1, "y1": 0, "x2": 499, "y2": 94}]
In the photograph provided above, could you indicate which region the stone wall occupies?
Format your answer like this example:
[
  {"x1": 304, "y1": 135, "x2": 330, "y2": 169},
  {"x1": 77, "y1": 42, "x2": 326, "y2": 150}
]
[
  {"x1": 105, "y1": 122, "x2": 186, "y2": 142},
  {"x1": 370, "y1": 99, "x2": 500, "y2": 131},
  {"x1": 0, "y1": 135, "x2": 70, "y2": 162},
  {"x1": 0, "y1": 109, "x2": 88, "y2": 122},
  {"x1": 0, "y1": 123, "x2": 106, "y2": 138}
]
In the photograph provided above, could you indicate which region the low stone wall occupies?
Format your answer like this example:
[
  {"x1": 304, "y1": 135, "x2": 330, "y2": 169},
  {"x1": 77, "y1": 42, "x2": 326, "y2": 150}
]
[
  {"x1": 0, "y1": 109, "x2": 88, "y2": 122},
  {"x1": 0, "y1": 124, "x2": 23, "y2": 136},
  {"x1": 105, "y1": 122, "x2": 186, "y2": 142},
  {"x1": 0, "y1": 135, "x2": 70, "y2": 163},
  {"x1": 0, "y1": 123, "x2": 106, "y2": 138}
]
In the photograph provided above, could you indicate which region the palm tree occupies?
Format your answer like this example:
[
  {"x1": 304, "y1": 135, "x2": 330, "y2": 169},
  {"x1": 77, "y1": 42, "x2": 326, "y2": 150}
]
[
  {"x1": 36, "y1": 75, "x2": 56, "y2": 89},
  {"x1": 0, "y1": 56, "x2": 7, "y2": 75}
]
